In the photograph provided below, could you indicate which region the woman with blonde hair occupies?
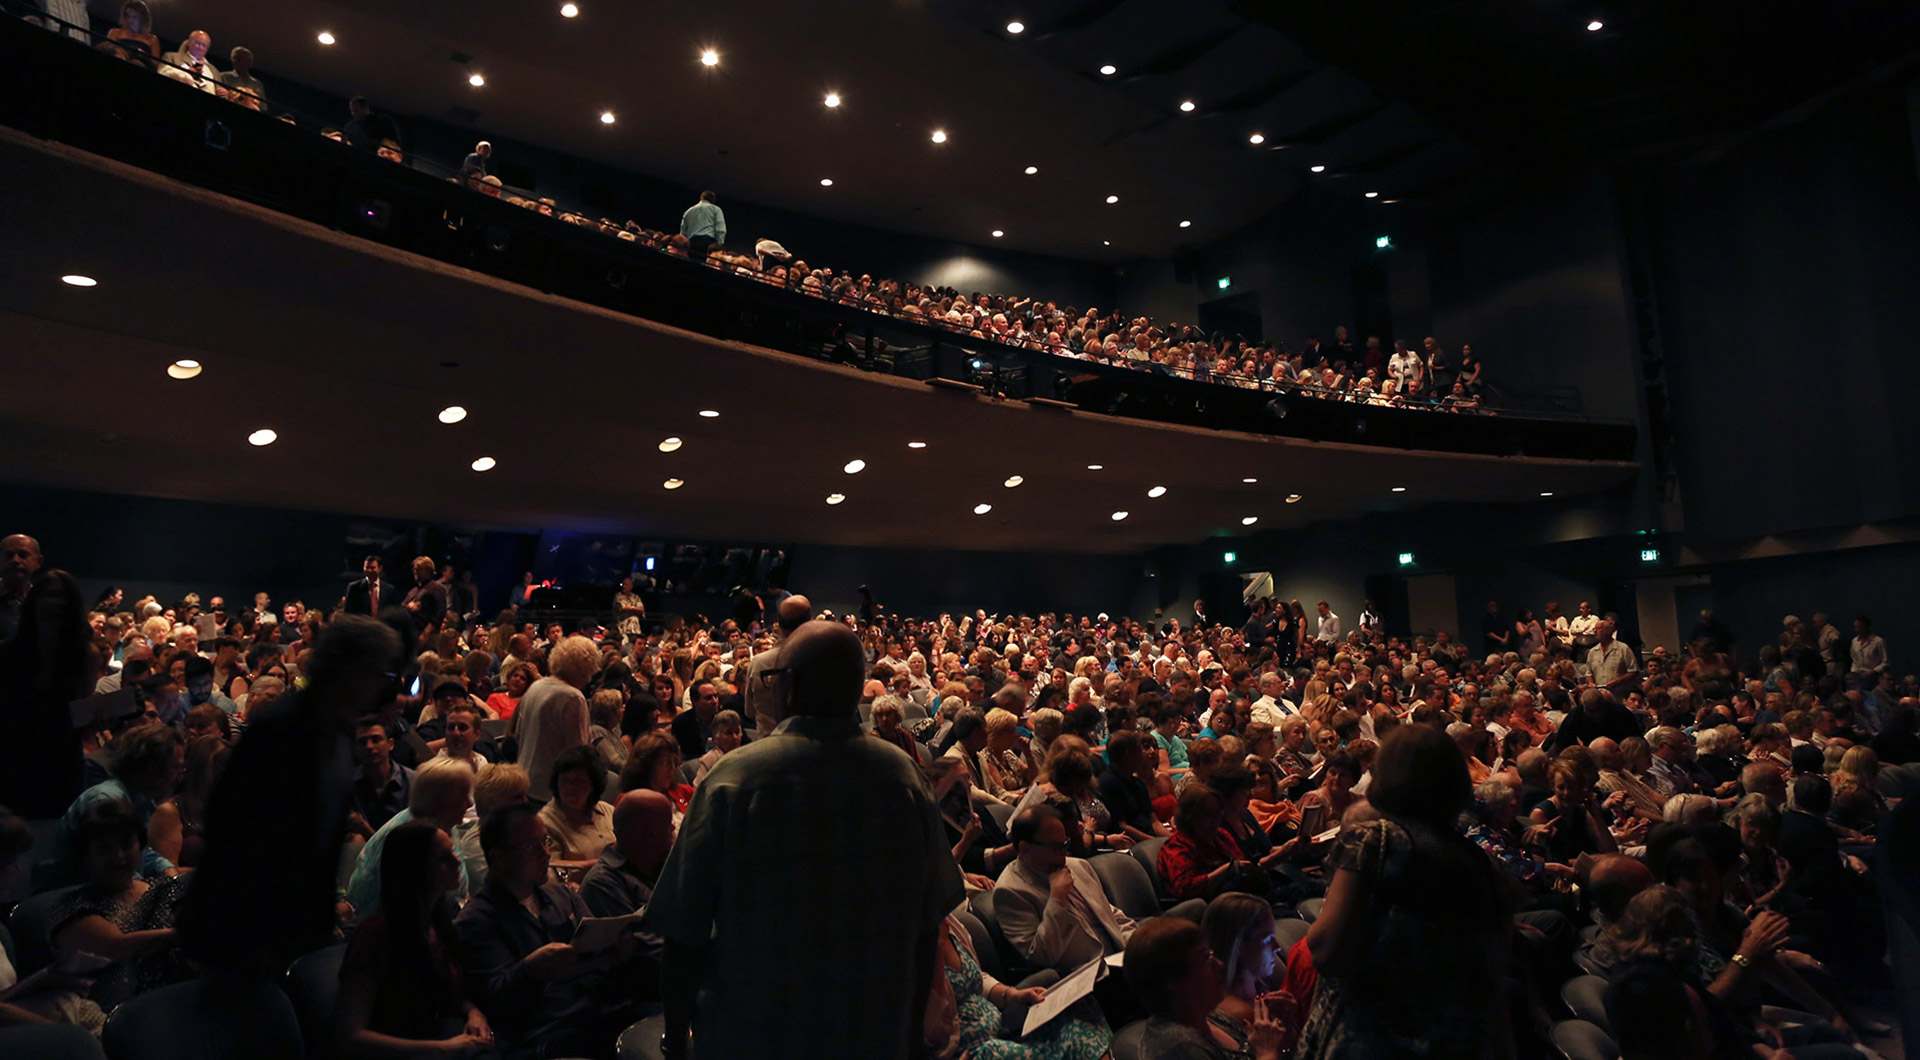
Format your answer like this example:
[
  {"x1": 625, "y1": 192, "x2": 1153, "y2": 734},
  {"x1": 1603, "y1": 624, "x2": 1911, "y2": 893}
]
[
  {"x1": 1829, "y1": 746, "x2": 1884, "y2": 835},
  {"x1": 978, "y1": 708, "x2": 1030, "y2": 801}
]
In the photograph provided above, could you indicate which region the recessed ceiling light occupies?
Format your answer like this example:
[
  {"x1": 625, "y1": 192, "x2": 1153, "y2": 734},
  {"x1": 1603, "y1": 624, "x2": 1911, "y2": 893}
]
[
  {"x1": 823, "y1": 92, "x2": 841, "y2": 108},
  {"x1": 1102, "y1": 240, "x2": 1111, "y2": 246},
  {"x1": 316, "y1": 31, "x2": 336, "y2": 45},
  {"x1": 658, "y1": 437, "x2": 683, "y2": 453},
  {"x1": 1147, "y1": 485, "x2": 1168, "y2": 498},
  {"x1": 600, "y1": 111, "x2": 616, "y2": 124},
  {"x1": 1248, "y1": 133, "x2": 1266, "y2": 145},
  {"x1": 1540, "y1": 491, "x2": 1555, "y2": 497},
  {"x1": 468, "y1": 73, "x2": 485, "y2": 87},
  {"x1": 1024, "y1": 165, "x2": 1038, "y2": 175},
  {"x1": 907, "y1": 441, "x2": 927, "y2": 449},
  {"x1": 843, "y1": 459, "x2": 866, "y2": 474},
  {"x1": 60, "y1": 274, "x2": 97, "y2": 287},
  {"x1": 1179, "y1": 220, "x2": 1191, "y2": 228},
  {"x1": 1111, "y1": 510, "x2": 1129, "y2": 521},
  {"x1": 1391, "y1": 486, "x2": 1407, "y2": 492},
  {"x1": 437, "y1": 405, "x2": 468, "y2": 424},
  {"x1": 559, "y1": 3, "x2": 579, "y2": 16},
  {"x1": 663, "y1": 478, "x2": 685, "y2": 490},
  {"x1": 1365, "y1": 191, "x2": 1380, "y2": 199},
  {"x1": 471, "y1": 456, "x2": 497, "y2": 472},
  {"x1": 1586, "y1": 19, "x2": 1604, "y2": 31},
  {"x1": 700, "y1": 49, "x2": 720, "y2": 67},
  {"x1": 1285, "y1": 493, "x2": 1302, "y2": 503},
  {"x1": 247, "y1": 428, "x2": 277, "y2": 447},
  {"x1": 1105, "y1": 194, "x2": 1119, "y2": 204},
  {"x1": 1099, "y1": 64, "x2": 1117, "y2": 76},
  {"x1": 698, "y1": 409, "x2": 719, "y2": 418},
  {"x1": 826, "y1": 493, "x2": 846, "y2": 505},
  {"x1": 1241, "y1": 516, "x2": 1259, "y2": 526},
  {"x1": 930, "y1": 129, "x2": 948, "y2": 143},
  {"x1": 1179, "y1": 100, "x2": 1196, "y2": 112},
  {"x1": 1004, "y1": 475, "x2": 1023, "y2": 488},
  {"x1": 1242, "y1": 477, "x2": 1257, "y2": 483},
  {"x1": 166, "y1": 359, "x2": 202, "y2": 380},
  {"x1": 1310, "y1": 164, "x2": 1326, "y2": 173},
  {"x1": 1006, "y1": 20, "x2": 1025, "y2": 34},
  {"x1": 820, "y1": 178, "x2": 834, "y2": 186},
  {"x1": 1087, "y1": 463, "x2": 1104, "y2": 470},
  {"x1": 974, "y1": 503, "x2": 993, "y2": 515},
  {"x1": 991, "y1": 229, "x2": 1005, "y2": 238}
]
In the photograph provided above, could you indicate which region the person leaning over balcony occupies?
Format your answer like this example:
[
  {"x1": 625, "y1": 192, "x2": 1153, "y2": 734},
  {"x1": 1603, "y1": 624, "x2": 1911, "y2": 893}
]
[{"x1": 679, "y1": 191, "x2": 727, "y2": 262}]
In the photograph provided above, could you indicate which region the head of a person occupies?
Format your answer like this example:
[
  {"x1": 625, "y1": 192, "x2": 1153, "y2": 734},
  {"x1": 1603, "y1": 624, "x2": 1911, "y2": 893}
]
[
  {"x1": 710, "y1": 708, "x2": 744, "y2": 753},
  {"x1": 548, "y1": 745, "x2": 605, "y2": 815},
  {"x1": 1585, "y1": 853, "x2": 1655, "y2": 924},
  {"x1": 1008, "y1": 803, "x2": 1071, "y2": 876},
  {"x1": 112, "y1": 722, "x2": 186, "y2": 799},
  {"x1": 479, "y1": 802, "x2": 548, "y2": 896},
  {"x1": 1727, "y1": 792, "x2": 1779, "y2": 851},
  {"x1": 440, "y1": 703, "x2": 480, "y2": 756},
  {"x1": 699, "y1": 190, "x2": 716, "y2": 204},
  {"x1": 1604, "y1": 884, "x2": 1699, "y2": 971},
  {"x1": 691, "y1": 679, "x2": 721, "y2": 721},
  {"x1": 349, "y1": 95, "x2": 370, "y2": 118},
  {"x1": 612, "y1": 789, "x2": 675, "y2": 874},
  {"x1": 621, "y1": 731, "x2": 683, "y2": 794},
  {"x1": 306, "y1": 615, "x2": 404, "y2": 719},
  {"x1": 1202, "y1": 892, "x2": 1278, "y2": 996},
  {"x1": 1174, "y1": 783, "x2": 1227, "y2": 839},
  {"x1": 547, "y1": 635, "x2": 600, "y2": 690},
  {"x1": 183, "y1": 30, "x2": 210, "y2": 60},
  {"x1": 229, "y1": 45, "x2": 253, "y2": 72},
  {"x1": 774, "y1": 620, "x2": 865, "y2": 719},
  {"x1": 1319, "y1": 750, "x2": 1359, "y2": 797},
  {"x1": 410, "y1": 756, "x2": 476, "y2": 831},
  {"x1": 74, "y1": 798, "x2": 147, "y2": 892},
  {"x1": 118, "y1": 0, "x2": 150, "y2": 32},
  {"x1": 1367, "y1": 723, "x2": 1470, "y2": 828},
  {"x1": 1124, "y1": 918, "x2": 1223, "y2": 1022},
  {"x1": 380, "y1": 819, "x2": 463, "y2": 930}
]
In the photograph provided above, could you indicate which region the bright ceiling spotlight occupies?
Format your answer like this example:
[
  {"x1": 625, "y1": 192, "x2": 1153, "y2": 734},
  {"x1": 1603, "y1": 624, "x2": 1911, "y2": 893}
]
[
  {"x1": 1179, "y1": 220, "x2": 1192, "y2": 228},
  {"x1": 471, "y1": 456, "x2": 497, "y2": 472},
  {"x1": 316, "y1": 31, "x2": 336, "y2": 45},
  {"x1": 991, "y1": 229, "x2": 1005, "y2": 238},
  {"x1": 823, "y1": 92, "x2": 841, "y2": 107},
  {"x1": 1099, "y1": 64, "x2": 1117, "y2": 76},
  {"x1": 1147, "y1": 485, "x2": 1168, "y2": 498},
  {"x1": 1248, "y1": 133, "x2": 1265, "y2": 145},
  {"x1": 826, "y1": 493, "x2": 846, "y2": 505},
  {"x1": 1110, "y1": 510, "x2": 1129, "y2": 521},
  {"x1": 1241, "y1": 516, "x2": 1259, "y2": 526},
  {"x1": 468, "y1": 73, "x2": 485, "y2": 87},
  {"x1": 1179, "y1": 100, "x2": 1196, "y2": 112},
  {"x1": 559, "y1": 3, "x2": 579, "y2": 16},
  {"x1": 437, "y1": 405, "x2": 468, "y2": 424},
  {"x1": 1285, "y1": 493, "x2": 1302, "y2": 503},
  {"x1": 1024, "y1": 165, "x2": 1038, "y2": 175},
  {"x1": 974, "y1": 503, "x2": 993, "y2": 515},
  {"x1": 1365, "y1": 191, "x2": 1380, "y2": 199},
  {"x1": 1006, "y1": 20, "x2": 1025, "y2": 34},
  {"x1": 698, "y1": 409, "x2": 719, "y2": 418},
  {"x1": 1105, "y1": 194, "x2": 1119, "y2": 204},
  {"x1": 907, "y1": 441, "x2": 927, "y2": 449},
  {"x1": 599, "y1": 111, "x2": 616, "y2": 124},
  {"x1": 1087, "y1": 463, "x2": 1104, "y2": 470},
  {"x1": 247, "y1": 428, "x2": 278, "y2": 447},
  {"x1": 1310, "y1": 164, "x2": 1326, "y2": 173},
  {"x1": 1586, "y1": 19, "x2": 1604, "y2": 31},
  {"x1": 663, "y1": 478, "x2": 685, "y2": 489},
  {"x1": 658, "y1": 437, "x2": 682, "y2": 453},
  {"x1": 1003, "y1": 475, "x2": 1023, "y2": 488},
  {"x1": 1242, "y1": 477, "x2": 1257, "y2": 483},
  {"x1": 1391, "y1": 486, "x2": 1407, "y2": 493},
  {"x1": 843, "y1": 459, "x2": 866, "y2": 474},
  {"x1": 60, "y1": 274, "x2": 97, "y2": 287},
  {"x1": 166, "y1": 359, "x2": 202, "y2": 380},
  {"x1": 1102, "y1": 240, "x2": 1110, "y2": 246},
  {"x1": 930, "y1": 129, "x2": 948, "y2": 143},
  {"x1": 820, "y1": 178, "x2": 834, "y2": 186},
  {"x1": 1540, "y1": 491, "x2": 1555, "y2": 497},
  {"x1": 700, "y1": 49, "x2": 720, "y2": 67}
]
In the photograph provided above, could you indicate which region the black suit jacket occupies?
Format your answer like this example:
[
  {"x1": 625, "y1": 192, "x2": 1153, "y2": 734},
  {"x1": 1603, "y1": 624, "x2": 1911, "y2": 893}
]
[{"x1": 343, "y1": 576, "x2": 397, "y2": 616}]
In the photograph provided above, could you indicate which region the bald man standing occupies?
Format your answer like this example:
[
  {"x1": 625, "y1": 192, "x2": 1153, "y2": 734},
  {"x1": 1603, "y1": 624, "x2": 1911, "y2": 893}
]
[
  {"x1": 740, "y1": 593, "x2": 812, "y2": 738},
  {"x1": 649, "y1": 619, "x2": 963, "y2": 1060}
]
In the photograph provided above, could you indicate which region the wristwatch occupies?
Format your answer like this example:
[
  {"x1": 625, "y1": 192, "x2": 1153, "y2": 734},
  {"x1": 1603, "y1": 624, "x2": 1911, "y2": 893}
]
[{"x1": 1729, "y1": 952, "x2": 1752, "y2": 969}]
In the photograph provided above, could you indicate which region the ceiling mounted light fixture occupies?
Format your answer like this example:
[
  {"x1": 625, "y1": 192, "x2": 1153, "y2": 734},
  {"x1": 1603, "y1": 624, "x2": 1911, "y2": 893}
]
[
  {"x1": 699, "y1": 48, "x2": 720, "y2": 67},
  {"x1": 657, "y1": 437, "x2": 683, "y2": 453},
  {"x1": 1003, "y1": 475, "x2": 1023, "y2": 488},
  {"x1": 820, "y1": 178, "x2": 834, "y2": 186},
  {"x1": 1242, "y1": 477, "x2": 1258, "y2": 483},
  {"x1": 974, "y1": 503, "x2": 993, "y2": 515},
  {"x1": 468, "y1": 72, "x2": 485, "y2": 87},
  {"x1": 1179, "y1": 220, "x2": 1192, "y2": 228},
  {"x1": 1179, "y1": 100, "x2": 1196, "y2": 112},
  {"x1": 1087, "y1": 463, "x2": 1104, "y2": 470},
  {"x1": 1540, "y1": 491, "x2": 1555, "y2": 497},
  {"x1": 1365, "y1": 191, "x2": 1380, "y2": 199},
  {"x1": 663, "y1": 478, "x2": 685, "y2": 490},
  {"x1": 698, "y1": 409, "x2": 719, "y2": 418},
  {"x1": 1248, "y1": 133, "x2": 1266, "y2": 145},
  {"x1": 843, "y1": 459, "x2": 866, "y2": 474},
  {"x1": 1005, "y1": 20, "x2": 1025, "y2": 34},
  {"x1": 599, "y1": 110, "x2": 616, "y2": 124},
  {"x1": 826, "y1": 493, "x2": 846, "y2": 505},
  {"x1": 437, "y1": 405, "x2": 468, "y2": 424},
  {"x1": 1024, "y1": 165, "x2": 1038, "y2": 175},
  {"x1": 1099, "y1": 64, "x2": 1117, "y2": 76},
  {"x1": 1110, "y1": 510, "x2": 1129, "y2": 521},
  {"x1": 907, "y1": 441, "x2": 927, "y2": 449},
  {"x1": 1105, "y1": 194, "x2": 1119, "y2": 204},
  {"x1": 1310, "y1": 164, "x2": 1326, "y2": 173},
  {"x1": 1147, "y1": 485, "x2": 1168, "y2": 498},
  {"x1": 991, "y1": 229, "x2": 1004, "y2": 238},
  {"x1": 316, "y1": 31, "x2": 336, "y2": 45},
  {"x1": 930, "y1": 129, "x2": 948, "y2": 143},
  {"x1": 1241, "y1": 516, "x2": 1259, "y2": 526},
  {"x1": 60, "y1": 274, "x2": 97, "y2": 287},
  {"x1": 471, "y1": 456, "x2": 497, "y2": 472},
  {"x1": 1391, "y1": 486, "x2": 1407, "y2": 493},
  {"x1": 247, "y1": 428, "x2": 277, "y2": 447},
  {"x1": 823, "y1": 92, "x2": 841, "y2": 107},
  {"x1": 1285, "y1": 493, "x2": 1302, "y2": 503},
  {"x1": 559, "y1": 2, "x2": 578, "y2": 16},
  {"x1": 1586, "y1": 19, "x2": 1604, "y2": 31},
  {"x1": 166, "y1": 359, "x2": 202, "y2": 380}
]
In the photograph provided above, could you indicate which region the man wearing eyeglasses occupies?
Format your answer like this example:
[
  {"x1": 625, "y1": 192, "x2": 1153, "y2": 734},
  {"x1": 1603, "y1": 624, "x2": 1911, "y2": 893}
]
[{"x1": 649, "y1": 618, "x2": 963, "y2": 1060}]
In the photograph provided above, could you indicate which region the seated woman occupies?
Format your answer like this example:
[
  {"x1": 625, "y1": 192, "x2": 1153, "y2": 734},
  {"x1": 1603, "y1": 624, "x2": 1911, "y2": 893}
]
[
  {"x1": 692, "y1": 709, "x2": 745, "y2": 786},
  {"x1": 48, "y1": 800, "x2": 193, "y2": 1013},
  {"x1": 1125, "y1": 918, "x2": 1289, "y2": 1060},
  {"x1": 148, "y1": 733, "x2": 227, "y2": 870},
  {"x1": 925, "y1": 911, "x2": 1108, "y2": 1060},
  {"x1": 1290, "y1": 752, "x2": 1361, "y2": 869},
  {"x1": 1530, "y1": 756, "x2": 1622, "y2": 861},
  {"x1": 538, "y1": 746, "x2": 615, "y2": 871},
  {"x1": 1827, "y1": 746, "x2": 1885, "y2": 837},
  {"x1": 337, "y1": 822, "x2": 495, "y2": 1058},
  {"x1": 1726, "y1": 793, "x2": 1793, "y2": 915},
  {"x1": 978, "y1": 708, "x2": 1032, "y2": 802},
  {"x1": 1202, "y1": 895, "x2": 1301, "y2": 1058},
  {"x1": 1013, "y1": 737, "x2": 1127, "y2": 857},
  {"x1": 587, "y1": 689, "x2": 629, "y2": 775},
  {"x1": 1158, "y1": 784, "x2": 1266, "y2": 902},
  {"x1": 485, "y1": 661, "x2": 535, "y2": 721},
  {"x1": 619, "y1": 731, "x2": 693, "y2": 821}
]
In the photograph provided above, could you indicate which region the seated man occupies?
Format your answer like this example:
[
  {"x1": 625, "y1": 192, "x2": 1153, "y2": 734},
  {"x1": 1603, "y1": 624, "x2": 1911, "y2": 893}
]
[
  {"x1": 344, "y1": 757, "x2": 475, "y2": 921},
  {"x1": 579, "y1": 789, "x2": 675, "y2": 918},
  {"x1": 453, "y1": 803, "x2": 651, "y2": 1056}
]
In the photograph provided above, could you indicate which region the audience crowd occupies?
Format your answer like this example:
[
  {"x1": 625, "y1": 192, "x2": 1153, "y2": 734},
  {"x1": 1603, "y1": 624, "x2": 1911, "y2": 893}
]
[
  {"x1": 18, "y1": 0, "x2": 1507, "y2": 422},
  {"x1": 1, "y1": 523, "x2": 1914, "y2": 1058}
]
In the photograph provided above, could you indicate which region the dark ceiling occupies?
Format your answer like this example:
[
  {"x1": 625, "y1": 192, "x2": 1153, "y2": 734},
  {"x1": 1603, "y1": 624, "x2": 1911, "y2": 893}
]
[{"x1": 0, "y1": 129, "x2": 1636, "y2": 553}]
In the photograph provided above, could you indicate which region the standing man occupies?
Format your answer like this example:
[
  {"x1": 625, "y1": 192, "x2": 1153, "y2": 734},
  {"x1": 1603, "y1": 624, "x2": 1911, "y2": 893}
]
[
  {"x1": 344, "y1": 555, "x2": 394, "y2": 617},
  {"x1": 0, "y1": 532, "x2": 42, "y2": 645},
  {"x1": 1482, "y1": 600, "x2": 1510, "y2": 656},
  {"x1": 741, "y1": 594, "x2": 811, "y2": 738},
  {"x1": 1850, "y1": 616, "x2": 1889, "y2": 689},
  {"x1": 1587, "y1": 617, "x2": 1639, "y2": 691},
  {"x1": 1315, "y1": 600, "x2": 1342, "y2": 645},
  {"x1": 1357, "y1": 599, "x2": 1383, "y2": 638},
  {"x1": 462, "y1": 140, "x2": 492, "y2": 182},
  {"x1": 679, "y1": 190, "x2": 726, "y2": 262},
  {"x1": 648, "y1": 619, "x2": 964, "y2": 1060},
  {"x1": 221, "y1": 46, "x2": 267, "y2": 110}
]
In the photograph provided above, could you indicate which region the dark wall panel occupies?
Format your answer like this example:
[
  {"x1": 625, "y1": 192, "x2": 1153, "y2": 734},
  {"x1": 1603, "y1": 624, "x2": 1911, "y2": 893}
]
[{"x1": 784, "y1": 545, "x2": 1145, "y2": 621}]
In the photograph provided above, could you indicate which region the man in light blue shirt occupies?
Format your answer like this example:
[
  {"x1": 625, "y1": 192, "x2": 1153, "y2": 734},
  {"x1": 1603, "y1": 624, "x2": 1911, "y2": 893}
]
[{"x1": 678, "y1": 190, "x2": 726, "y2": 261}]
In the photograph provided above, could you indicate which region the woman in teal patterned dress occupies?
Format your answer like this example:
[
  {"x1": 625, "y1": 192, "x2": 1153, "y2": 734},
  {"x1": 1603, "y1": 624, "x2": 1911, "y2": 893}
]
[{"x1": 928, "y1": 916, "x2": 1110, "y2": 1060}]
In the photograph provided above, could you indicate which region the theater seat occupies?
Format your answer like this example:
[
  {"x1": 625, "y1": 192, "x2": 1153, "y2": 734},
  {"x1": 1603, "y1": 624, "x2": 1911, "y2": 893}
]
[
  {"x1": 953, "y1": 908, "x2": 1004, "y2": 982},
  {"x1": 1550, "y1": 1019, "x2": 1619, "y2": 1060},
  {"x1": 982, "y1": 800, "x2": 1014, "y2": 834},
  {"x1": 1109, "y1": 1019, "x2": 1148, "y2": 1060},
  {"x1": 1126, "y1": 836, "x2": 1171, "y2": 906},
  {"x1": 6, "y1": 884, "x2": 82, "y2": 977},
  {"x1": 1088, "y1": 852, "x2": 1158, "y2": 922},
  {"x1": 1296, "y1": 897, "x2": 1325, "y2": 923},
  {"x1": 977, "y1": 889, "x2": 1039, "y2": 979},
  {"x1": 677, "y1": 760, "x2": 700, "y2": 786},
  {"x1": 0, "y1": 1024, "x2": 108, "y2": 1060},
  {"x1": 102, "y1": 977, "x2": 303, "y2": 1060},
  {"x1": 617, "y1": 1014, "x2": 672, "y2": 1060},
  {"x1": 1560, "y1": 975, "x2": 1611, "y2": 1032},
  {"x1": 283, "y1": 943, "x2": 347, "y2": 1059},
  {"x1": 1571, "y1": 944, "x2": 1608, "y2": 978},
  {"x1": 1273, "y1": 916, "x2": 1310, "y2": 952}
]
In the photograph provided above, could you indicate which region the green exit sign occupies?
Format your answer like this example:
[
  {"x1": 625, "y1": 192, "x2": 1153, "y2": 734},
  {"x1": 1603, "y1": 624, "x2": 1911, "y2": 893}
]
[
  {"x1": 1397, "y1": 552, "x2": 1415, "y2": 566},
  {"x1": 1223, "y1": 551, "x2": 1237, "y2": 564},
  {"x1": 1375, "y1": 235, "x2": 1392, "y2": 249},
  {"x1": 1217, "y1": 277, "x2": 1231, "y2": 290},
  {"x1": 1640, "y1": 548, "x2": 1661, "y2": 563}
]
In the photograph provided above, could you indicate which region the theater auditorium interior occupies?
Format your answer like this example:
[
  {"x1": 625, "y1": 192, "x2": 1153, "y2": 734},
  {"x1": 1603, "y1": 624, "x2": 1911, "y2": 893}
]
[{"x1": 2, "y1": 0, "x2": 1919, "y2": 1058}]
